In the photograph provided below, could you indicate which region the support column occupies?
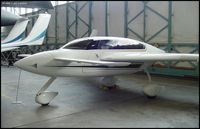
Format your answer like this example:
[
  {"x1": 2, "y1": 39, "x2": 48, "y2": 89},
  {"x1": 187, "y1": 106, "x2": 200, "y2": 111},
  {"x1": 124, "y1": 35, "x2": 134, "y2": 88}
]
[
  {"x1": 88, "y1": 1, "x2": 92, "y2": 36},
  {"x1": 143, "y1": 1, "x2": 147, "y2": 42},
  {"x1": 124, "y1": 1, "x2": 128, "y2": 38},
  {"x1": 105, "y1": 1, "x2": 108, "y2": 36},
  {"x1": 75, "y1": 2, "x2": 78, "y2": 38},
  {"x1": 66, "y1": 1, "x2": 69, "y2": 42},
  {"x1": 55, "y1": 1, "x2": 58, "y2": 44},
  {"x1": 167, "y1": 1, "x2": 173, "y2": 53}
]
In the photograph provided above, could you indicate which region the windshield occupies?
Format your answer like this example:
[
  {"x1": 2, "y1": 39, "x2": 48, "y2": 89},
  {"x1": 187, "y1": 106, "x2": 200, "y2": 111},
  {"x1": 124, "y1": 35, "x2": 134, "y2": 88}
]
[{"x1": 63, "y1": 39, "x2": 145, "y2": 50}]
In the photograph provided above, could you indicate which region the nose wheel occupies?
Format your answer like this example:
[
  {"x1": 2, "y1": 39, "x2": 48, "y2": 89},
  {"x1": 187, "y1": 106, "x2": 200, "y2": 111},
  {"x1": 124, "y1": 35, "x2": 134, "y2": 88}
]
[
  {"x1": 100, "y1": 76, "x2": 119, "y2": 91},
  {"x1": 143, "y1": 71, "x2": 162, "y2": 98},
  {"x1": 35, "y1": 77, "x2": 58, "y2": 106},
  {"x1": 143, "y1": 84, "x2": 160, "y2": 98},
  {"x1": 35, "y1": 91, "x2": 58, "y2": 106}
]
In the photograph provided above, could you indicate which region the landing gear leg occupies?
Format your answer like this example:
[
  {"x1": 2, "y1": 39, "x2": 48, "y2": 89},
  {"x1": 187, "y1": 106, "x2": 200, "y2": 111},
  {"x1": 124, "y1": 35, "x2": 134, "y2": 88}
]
[
  {"x1": 35, "y1": 77, "x2": 58, "y2": 106},
  {"x1": 143, "y1": 71, "x2": 160, "y2": 99},
  {"x1": 100, "y1": 76, "x2": 119, "y2": 90}
]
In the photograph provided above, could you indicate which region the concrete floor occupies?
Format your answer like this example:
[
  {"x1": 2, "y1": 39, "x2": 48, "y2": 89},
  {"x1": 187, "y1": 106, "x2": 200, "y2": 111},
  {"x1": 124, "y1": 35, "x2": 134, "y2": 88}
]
[{"x1": 1, "y1": 66, "x2": 199, "y2": 128}]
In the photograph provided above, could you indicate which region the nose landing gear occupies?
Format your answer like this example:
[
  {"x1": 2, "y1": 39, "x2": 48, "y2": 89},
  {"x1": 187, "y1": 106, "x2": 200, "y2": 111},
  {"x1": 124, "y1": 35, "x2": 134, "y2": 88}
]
[
  {"x1": 143, "y1": 71, "x2": 162, "y2": 98},
  {"x1": 35, "y1": 77, "x2": 58, "y2": 106}
]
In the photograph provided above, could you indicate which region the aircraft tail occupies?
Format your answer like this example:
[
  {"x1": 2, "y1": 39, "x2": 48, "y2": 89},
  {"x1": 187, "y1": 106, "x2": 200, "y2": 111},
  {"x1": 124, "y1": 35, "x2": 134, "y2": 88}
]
[
  {"x1": 21, "y1": 13, "x2": 51, "y2": 46},
  {"x1": 1, "y1": 14, "x2": 51, "y2": 52},
  {"x1": 1, "y1": 19, "x2": 29, "y2": 44}
]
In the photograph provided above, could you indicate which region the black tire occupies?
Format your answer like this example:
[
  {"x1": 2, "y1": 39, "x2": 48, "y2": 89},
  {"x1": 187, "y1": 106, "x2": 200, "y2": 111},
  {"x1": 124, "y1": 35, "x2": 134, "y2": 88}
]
[
  {"x1": 146, "y1": 95, "x2": 157, "y2": 99},
  {"x1": 41, "y1": 103, "x2": 49, "y2": 106}
]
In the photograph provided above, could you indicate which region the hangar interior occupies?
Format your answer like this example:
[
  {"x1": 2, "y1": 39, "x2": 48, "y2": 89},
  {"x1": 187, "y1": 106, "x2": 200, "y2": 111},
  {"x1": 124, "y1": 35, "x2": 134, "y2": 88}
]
[{"x1": 1, "y1": 1, "x2": 199, "y2": 128}]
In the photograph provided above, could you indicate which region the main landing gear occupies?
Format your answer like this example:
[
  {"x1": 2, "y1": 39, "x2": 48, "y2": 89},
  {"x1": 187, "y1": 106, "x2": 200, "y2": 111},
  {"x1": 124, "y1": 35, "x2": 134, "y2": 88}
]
[
  {"x1": 100, "y1": 76, "x2": 119, "y2": 90},
  {"x1": 35, "y1": 77, "x2": 58, "y2": 106},
  {"x1": 143, "y1": 71, "x2": 161, "y2": 99}
]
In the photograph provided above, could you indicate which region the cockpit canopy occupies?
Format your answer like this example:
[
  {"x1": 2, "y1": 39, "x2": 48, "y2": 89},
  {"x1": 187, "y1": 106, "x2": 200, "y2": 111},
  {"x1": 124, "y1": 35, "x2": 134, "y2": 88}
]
[{"x1": 63, "y1": 39, "x2": 145, "y2": 50}]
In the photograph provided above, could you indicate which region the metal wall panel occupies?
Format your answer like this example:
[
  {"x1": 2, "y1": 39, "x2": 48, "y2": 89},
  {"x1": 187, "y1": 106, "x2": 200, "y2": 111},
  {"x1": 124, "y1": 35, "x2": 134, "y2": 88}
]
[
  {"x1": 92, "y1": 1, "x2": 106, "y2": 36},
  {"x1": 145, "y1": 1, "x2": 168, "y2": 43},
  {"x1": 172, "y1": 1, "x2": 199, "y2": 43},
  {"x1": 77, "y1": 1, "x2": 90, "y2": 38},
  {"x1": 47, "y1": 9, "x2": 56, "y2": 44},
  {"x1": 108, "y1": 1, "x2": 124, "y2": 37},
  {"x1": 126, "y1": 1, "x2": 144, "y2": 41},
  {"x1": 57, "y1": 4, "x2": 67, "y2": 44}
]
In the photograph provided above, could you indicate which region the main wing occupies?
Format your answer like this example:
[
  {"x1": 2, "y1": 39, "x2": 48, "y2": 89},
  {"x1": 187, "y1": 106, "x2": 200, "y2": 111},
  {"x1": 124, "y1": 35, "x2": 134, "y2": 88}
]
[
  {"x1": 100, "y1": 53, "x2": 199, "y2": 62},
  {"x1": 54, "y1": 53, "x2": 198, "y2": 67}
]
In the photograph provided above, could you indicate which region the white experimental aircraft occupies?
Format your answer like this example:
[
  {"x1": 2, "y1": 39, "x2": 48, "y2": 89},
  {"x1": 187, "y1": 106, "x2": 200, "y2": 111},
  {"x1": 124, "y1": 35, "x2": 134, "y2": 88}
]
[{"x1": 14, "y1": 35, "x2": 199, "y2": 106}]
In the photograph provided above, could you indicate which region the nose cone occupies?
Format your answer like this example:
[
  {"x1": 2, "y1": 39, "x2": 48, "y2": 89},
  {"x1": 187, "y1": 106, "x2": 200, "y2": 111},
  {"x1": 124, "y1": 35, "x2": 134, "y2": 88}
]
[
  {"x1": 14, "y1": 52, "x2": 53, "y2": 74},
  {"x1": 14, "y1": 57, "x2": 37, "y2": 72},
  {"x1": 14, "y1": 59, "x2": 24, "y2": 69}
]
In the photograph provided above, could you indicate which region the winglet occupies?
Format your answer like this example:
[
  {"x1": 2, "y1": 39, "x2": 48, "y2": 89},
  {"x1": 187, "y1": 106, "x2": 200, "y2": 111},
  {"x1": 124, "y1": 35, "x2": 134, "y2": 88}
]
[{"x1": 89, "y1": 29, "x2": 98, "y2": 37}]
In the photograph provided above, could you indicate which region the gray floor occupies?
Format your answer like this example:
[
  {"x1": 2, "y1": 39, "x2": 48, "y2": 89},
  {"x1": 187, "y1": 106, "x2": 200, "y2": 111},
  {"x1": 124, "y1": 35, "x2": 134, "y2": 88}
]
[{"x1": 1, "y1": 66, "x2": 199, "y2": 128}]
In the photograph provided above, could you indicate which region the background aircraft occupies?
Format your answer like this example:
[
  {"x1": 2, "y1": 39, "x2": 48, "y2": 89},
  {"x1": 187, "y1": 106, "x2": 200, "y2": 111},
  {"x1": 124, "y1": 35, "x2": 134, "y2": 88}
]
[
  {"x1": 1, "y1": 1, "x2": 53, "y2": 65},
  {"x1": 1, "y1": 14, "x2": 51, "y2": 52},
  {"x1": 14, "y1": 36, "x2": 199, "y2": 106}
]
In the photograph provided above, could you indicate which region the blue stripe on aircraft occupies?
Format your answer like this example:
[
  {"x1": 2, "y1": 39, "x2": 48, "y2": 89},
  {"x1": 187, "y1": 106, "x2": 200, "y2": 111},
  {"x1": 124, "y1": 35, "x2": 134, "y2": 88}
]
[
  {"x1": 28, "y1": 29, "x2": 47, "y2": 43},
  {"x1": 2, "y1": 32, "x2": 24, "y2": 44},
  {"x1": 3, "y1": 29, "x2": 47, "y2": 45},
  {"x1": 5, "y1": 29, "x2": 47, "y2": 49}
]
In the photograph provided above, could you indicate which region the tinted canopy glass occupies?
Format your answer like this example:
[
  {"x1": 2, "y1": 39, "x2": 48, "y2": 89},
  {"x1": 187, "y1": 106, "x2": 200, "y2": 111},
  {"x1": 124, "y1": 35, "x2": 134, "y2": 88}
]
[
  {"x1": 63, "y1": 39, "x2": 145, "y2": 50},
  {"x1": 63, "y1": 39, "x2": 94, "y2": 49},
  {"x1": 99, "y1": 40, "x2": 145, "y2": 49}
]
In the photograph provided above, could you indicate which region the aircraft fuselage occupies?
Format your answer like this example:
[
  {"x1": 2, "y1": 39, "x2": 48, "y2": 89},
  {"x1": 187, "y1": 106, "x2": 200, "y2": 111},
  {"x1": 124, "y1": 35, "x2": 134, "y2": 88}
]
[
  {"x1": 15, "y1": 49, "x2": 153, "y2": 77},
  {"x1": 14, "y1": 37, "x2": 160, "y2": 77}
]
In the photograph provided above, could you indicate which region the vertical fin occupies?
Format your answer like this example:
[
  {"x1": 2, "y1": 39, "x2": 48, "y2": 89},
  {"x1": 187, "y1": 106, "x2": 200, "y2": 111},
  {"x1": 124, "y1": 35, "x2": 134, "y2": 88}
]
[
  {"x1": 89, "y1": 29, "x2": 98, "y2": 37},
  {"x1": 1, "y1": 13, "x2": 51, "y2": 52},
  {"x1": 1, "y1": 20, "x2": 29, "y2": 44},
  {"x1": 22, "y1": 13, "x2": 51, "y2": 45}
]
